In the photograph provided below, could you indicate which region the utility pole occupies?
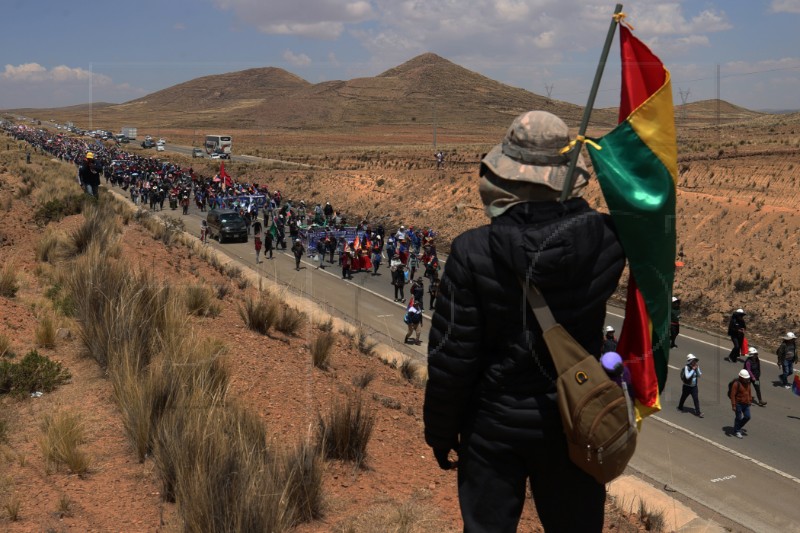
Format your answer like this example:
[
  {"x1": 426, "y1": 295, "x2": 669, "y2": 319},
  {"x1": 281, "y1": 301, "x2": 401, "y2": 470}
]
[
  {"x1": 716, "y1": 64, "x2": 721, "y2": 148},
  {"x1": 545, "y1": 83, "x2": 554, "y2": 102},
  {"x1": 678, "y1": 88, "x2": 690, "y2": 121},
  {"x1": 432, "y1": 101, "x2": 437, "y2": 150}
]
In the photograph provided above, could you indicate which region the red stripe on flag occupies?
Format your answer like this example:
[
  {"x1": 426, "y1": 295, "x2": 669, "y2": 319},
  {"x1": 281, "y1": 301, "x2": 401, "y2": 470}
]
[
  {"x1": 618, "y1": 26, "x2": 666, "y2": 122},
  {"x1": 617, "y1": 276, "x2": 659, "y2": 409}
]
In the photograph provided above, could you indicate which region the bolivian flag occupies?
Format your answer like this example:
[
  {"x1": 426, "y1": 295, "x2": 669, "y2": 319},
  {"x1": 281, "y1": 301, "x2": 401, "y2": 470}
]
[{"x1": 588, "y1": 26, "x2": 677, "y2": 421}]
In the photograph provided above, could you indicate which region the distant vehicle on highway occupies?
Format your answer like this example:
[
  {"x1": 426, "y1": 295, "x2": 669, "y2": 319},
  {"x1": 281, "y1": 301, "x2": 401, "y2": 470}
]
[
  {"x1": 157, "y1": 144, "x2": 165, "y2": 152},
  {"x1": 206, "y1": 209, "x2": 247, "y2": 243},
  {"x1": 210, "y1": 150, "x2": 230, "y2": 160},
  {"x1": 141, "y1": 138, "x2": 155, "y2": 149},
  {"x1": 205, "y1": 134, "x2": 232, "y2": 155},
  {"x1": 192, "y1": 148, "x2": 204, "y2": 158}
]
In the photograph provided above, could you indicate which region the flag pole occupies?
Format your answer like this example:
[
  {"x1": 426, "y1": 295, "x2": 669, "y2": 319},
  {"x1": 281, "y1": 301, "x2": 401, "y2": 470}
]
[{"x1": 560, "y1": 3, "x2": 624, "y2": 202}]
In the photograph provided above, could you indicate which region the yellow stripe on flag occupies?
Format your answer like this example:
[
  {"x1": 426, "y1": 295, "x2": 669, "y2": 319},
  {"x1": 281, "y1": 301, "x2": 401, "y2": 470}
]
[{"x1": 627, "y1": 68, "x2": 678, "y2": 182}]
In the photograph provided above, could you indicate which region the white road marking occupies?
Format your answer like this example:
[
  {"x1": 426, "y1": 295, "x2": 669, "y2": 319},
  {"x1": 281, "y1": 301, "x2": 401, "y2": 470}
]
[{"x1": 652, "y1": 415, "x2": 800, "y2": 485}]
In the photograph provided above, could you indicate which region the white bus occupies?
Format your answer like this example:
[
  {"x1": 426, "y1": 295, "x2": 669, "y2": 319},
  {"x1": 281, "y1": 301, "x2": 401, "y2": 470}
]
[{"x1": 205, "y1": 134, "x2": 232, "y2": 155}]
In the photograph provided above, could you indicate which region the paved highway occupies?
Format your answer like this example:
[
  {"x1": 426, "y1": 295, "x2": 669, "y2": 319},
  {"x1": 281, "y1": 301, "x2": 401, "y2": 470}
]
[
  {"x1": 162, "y1": 142, "x2": 311, "y2": 168},
  {"x1": 106, "y1": 184, "x2": 800, "y2": 532}
]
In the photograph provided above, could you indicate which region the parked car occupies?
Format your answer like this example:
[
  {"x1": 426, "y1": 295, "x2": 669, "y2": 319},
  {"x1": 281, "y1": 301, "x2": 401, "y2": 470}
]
[
  {"x1": 206, "y1": 209, "x2": 248, "y2": 243},
  {"x1": 192, "y1": 148, "x2": 204, "y2": 158},
  {"x1": 156, "y1": 144, "x2": 165, "y2": 152}
]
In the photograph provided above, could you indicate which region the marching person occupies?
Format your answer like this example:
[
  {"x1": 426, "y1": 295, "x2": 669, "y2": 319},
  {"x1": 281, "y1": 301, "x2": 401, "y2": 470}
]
[
  {"x1": 424, "y1": 110, "x2": 625, "y2": 532},
  {"x1": 391, "y1": 253, "x2": 406, "y2": 303},
  {"x1": 727, "y1": 308, "x2": 746, "y2": 363},
  {"x1": 291, "y1": 238, "x2": 304, "y2": 271},
  {"x1": 263, "y1": 228, "x2": 274, "y2": 259},
  {"x1": 743, "y1": 346, "x2": 766, "y2": 406},
  {"x1": 254, "y1": 234, "x2": 262, "y2": 264},
  {"x1": 730, "y1": 369, "x2": 753, "y2": 439},
  {"x1": 404, "y1": 300, "x2": 423, "y2": 345},
  {"x1": 677, "y1": 354, "x2": 703, "y2": 417},
  {"x1": 670, "y1": 296, "x2": 681, "y2": 348},
  {"x1": 428, "y1": 273, "x2": 439, "y2": 311},
  {"x1": 777, "y1": 331, "x2": 798, "y2": 389},
  {"x1": 601, "y1": 325, "x2": 617, "y2": 354}
]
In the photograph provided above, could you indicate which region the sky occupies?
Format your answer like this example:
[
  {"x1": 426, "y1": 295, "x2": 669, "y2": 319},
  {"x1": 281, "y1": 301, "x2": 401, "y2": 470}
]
[{"x1": 1, "y1": 0, "x2": 799, "y2": 112}]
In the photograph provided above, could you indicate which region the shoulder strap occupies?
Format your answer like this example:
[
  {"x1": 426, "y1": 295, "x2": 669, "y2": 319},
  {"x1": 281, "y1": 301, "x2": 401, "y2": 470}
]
[{"x1": 519, "y1": 279, "x2": 591, "y2": 374}]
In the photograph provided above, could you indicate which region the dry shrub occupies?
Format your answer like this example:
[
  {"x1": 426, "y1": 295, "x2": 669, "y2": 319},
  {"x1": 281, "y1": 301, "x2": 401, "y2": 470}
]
[
  {"x1": 36, "y1": 229, "x2": 73, "y2": 263},
  {"x1": 318, "y1": 394, "x2": 375, "y2": 467},
  {"x1": 357, "y1": 329, "x2": 377, "y2": 356},
  {"x1": 154, "y1": 396, "x2": 294, "y2": 532},
  {"x1": 56, "y1": 494, "x2": 73, "y2": 518},
  {"x1": 69, "y1": 200, "x2": 119, "y2": 256},
  {"x1": 317, "y1": 318, "x2": 334, "y2": 332},
  {"x1": 0, "y1": 334, "x2": 14, "y2": 358},
  {"x1": 352, "y1": 370, "x2": 376, "y2": 389},
  {"x1": 311, "y1": 331, "x2": 336, "y2": 370},
  {"x1": 239, "y1": 296, "x2": 279, "y2": 335},
  {"x1": 4, "y1": 496, "x2": 21, "y2": 521},
  {"x1": 282, "y1": 436, "x2": 325, "y2": 524},
  {"x1": 184, "y1": 285, "x2": 219, "y2": 317},
  {"x1": 399, "y1": 359, "x2": 417, "y2": 383},
  {"x1": 0, "y1": 262, "x2": 19, "y2": 298},
  {"x1": 35, "y1": 313, "x2": 57, "y2": 348},
  {"x1": 67, "y1": 248, "x2": 178, "y2": 370},
  {"x1": 276, "y1": 306, "x2": 306, "y2": 335},
  {"x1": 39, "y1": 411, "x2": 91, "y2": 476}
]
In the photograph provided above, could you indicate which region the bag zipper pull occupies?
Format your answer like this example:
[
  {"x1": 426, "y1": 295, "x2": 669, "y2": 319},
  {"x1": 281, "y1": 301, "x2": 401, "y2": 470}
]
[
  {"x1": 598, "y1": 446, "x2": 604, "y2": 464},
  {"x1": 586, "y1": 444, "x2": 592, "y2": 463}
]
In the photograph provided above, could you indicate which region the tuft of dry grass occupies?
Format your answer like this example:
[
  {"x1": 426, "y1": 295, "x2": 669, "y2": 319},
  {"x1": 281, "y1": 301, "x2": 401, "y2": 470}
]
[
  {"x1": 356, "y1": 329, "x2": 377, "y2": 356},
  {"x1": 4, "y1": 496, "x2": 21, "y2": 521},
  {"x1": 352, "y1": 370, "x2": 376, "y2": 389},
  {"x1": 317, "y1": 318, "x2": 334, "y2": 332},
  {"x1": 68, "y1": 199, "x2": 119, "y2": 256},
  {"x1": 276, "y1": 306, "x2": 306, "y2": 336},
  {"x1": 239, "y1": 296, "x2": 279, "y2": 335},
  {"x1": 311, "y1": 331, "x2": 336, "y2": 370},
  {"x1": 283, "y1": 436, "x2": 325, "y2": 524},
  {"x1": 317, "y1": 394, "x2": 375, "y2": 467},
  {"x1": 0, "y1": 262, "x2": 20, "y2": 298},
  {"x1": 35, "y1": 313, "x2": 57, "y2": 348},
  {"x1": 399, "y1": 359, "x2": 417, "y2": 383},
  {"x1": 56, "y1": 494, "x2": 73, "y2": 518},
  {"x1": 39, "y1": 411, "x2": 91, "y2": 477},
  {"x1": 0, "y1": 334, "x2": 14, "y2": 358},
  {"x1": 36, "y1": 229, "x2": 73, "y2": 263},
  {"x1": 184, "y1": 284, "x2": 220, "y2": 317}
]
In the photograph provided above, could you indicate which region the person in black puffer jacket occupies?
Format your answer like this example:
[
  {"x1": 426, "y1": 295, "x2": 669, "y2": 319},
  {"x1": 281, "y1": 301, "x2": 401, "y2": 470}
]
[{"x1": 423, "y1": 111, "x2": 625, "y2": 533}]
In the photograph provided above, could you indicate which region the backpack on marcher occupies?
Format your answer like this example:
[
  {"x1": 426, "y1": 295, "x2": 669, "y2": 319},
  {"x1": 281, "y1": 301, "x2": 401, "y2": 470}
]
[
  {"x1": 680, "y1": 366, "x2": 691, "y2": 385},
  {"x1": 521, "y1": 281, "x2": 637, "y2": 484}
]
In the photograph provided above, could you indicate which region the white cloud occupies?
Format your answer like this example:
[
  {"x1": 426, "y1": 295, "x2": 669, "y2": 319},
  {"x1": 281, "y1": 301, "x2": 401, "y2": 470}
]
[
  {"x1": 0, "y1": 63, "x2": 143, "y2": 108},
  {"x1": 3, "y1": 63, "x2": 47, "y2": 82},
  {"x1": 630, "y1": 4, "x2": 731, "y2": 35},
  {"x1": 213, "y1": 0, "x2": 375, "y2": 39},
  {"x1": 771, "y1": 0, "x2": 800, "y2": 13},
  {"x1": 283, "y1": 50, "x2": 312, "y2": 67}
]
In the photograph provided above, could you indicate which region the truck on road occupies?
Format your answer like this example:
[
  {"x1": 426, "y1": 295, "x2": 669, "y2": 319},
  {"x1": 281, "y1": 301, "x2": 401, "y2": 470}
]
[{"x1": 121, "y1": 127, "x2": 137, "y2": 140}]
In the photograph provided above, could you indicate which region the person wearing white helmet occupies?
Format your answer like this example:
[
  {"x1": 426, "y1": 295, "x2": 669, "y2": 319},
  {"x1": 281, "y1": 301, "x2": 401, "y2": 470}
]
[
  {"x1": 677, "y1": 354, "x2": 703, "y2": 417},
  {"x1": 743, "y1": 346, "x2": 766, "y2": 406},
  {"x1": 290, "y1": 238, "x2": 305, "y2": 271},
  {"x1": 777, "y1": 332, "x2": 798, "y2": 388},
  {"x1": 729, "y1": 368, "x2": 753, "y2": 438},
  {"x1": 726, "y1": 308, "x2": 747, "y2": 363},
  {"x1": 601, "y1": 325, "x2": 617, "y2": 354},
  {"x1": 669, "y1": 296, "x2": 681, "y2": 348}
]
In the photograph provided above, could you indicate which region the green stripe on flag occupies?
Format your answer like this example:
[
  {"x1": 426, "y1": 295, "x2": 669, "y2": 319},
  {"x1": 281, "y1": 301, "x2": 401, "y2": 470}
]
[{"x1": 589, "y1": 121, "x2": 676, "y2": 389}]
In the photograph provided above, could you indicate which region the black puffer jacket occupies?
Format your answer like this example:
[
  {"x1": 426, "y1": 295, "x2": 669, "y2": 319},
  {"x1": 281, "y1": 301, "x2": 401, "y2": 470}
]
[{"x1": 423, "y1": 198, "x2": 625, "y2": 450}]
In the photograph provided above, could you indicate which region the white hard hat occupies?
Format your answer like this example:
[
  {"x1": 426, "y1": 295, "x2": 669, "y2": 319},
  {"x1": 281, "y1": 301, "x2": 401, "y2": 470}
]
[
  {"x1": 735, "y1": 308, "x2": 745, "y2": 314},
  {"x1": 686, "y1": 354, "x2": 698, "y2": 362},
  {"x1": 672, "y1": 296, "x2": 678, "y2": 302},
  {"x1": 747, "y1": 346, "x2": 758, "y2": 356},
  {"x1": 739, "y1": 369, "x2": 750, "y2": 379},
  {"x1": 783, "y1": 332, "x2": 797, "y2": 340},
  {"x1": 295, "y1": 238, "x2": 300, "y2": 242},
  {"x1": 605, "y1": 326, "x2": 615, "y2": 333}
]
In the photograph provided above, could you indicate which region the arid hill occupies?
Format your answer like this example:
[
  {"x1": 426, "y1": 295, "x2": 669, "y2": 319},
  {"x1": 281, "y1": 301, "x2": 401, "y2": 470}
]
[{"x1": 7, "y1": 53, "x2": 621, "y2": 131}]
